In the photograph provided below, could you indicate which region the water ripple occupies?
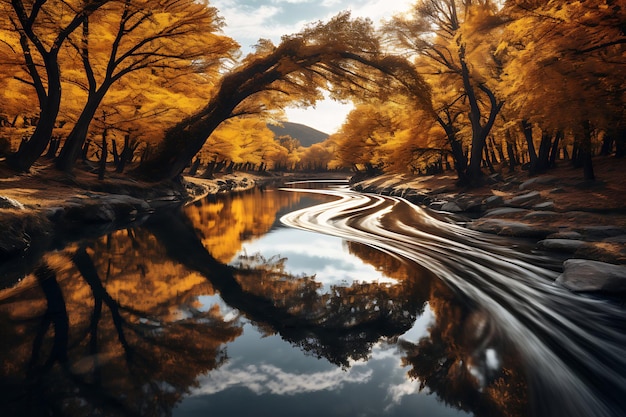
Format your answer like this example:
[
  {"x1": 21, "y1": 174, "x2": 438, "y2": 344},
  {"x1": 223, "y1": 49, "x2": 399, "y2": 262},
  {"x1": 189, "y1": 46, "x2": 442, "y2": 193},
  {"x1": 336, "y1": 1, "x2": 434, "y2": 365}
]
[{"x1": 281, "y1": 185, "x2": 626, "y2": 417}]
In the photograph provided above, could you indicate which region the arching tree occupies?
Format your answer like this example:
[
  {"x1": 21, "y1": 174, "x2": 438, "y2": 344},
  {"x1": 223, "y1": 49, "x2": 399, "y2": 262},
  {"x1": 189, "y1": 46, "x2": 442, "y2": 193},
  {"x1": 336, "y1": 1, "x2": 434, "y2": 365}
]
[{"x1": 138, "y1": 12, "x2": 431, "y2": 182}]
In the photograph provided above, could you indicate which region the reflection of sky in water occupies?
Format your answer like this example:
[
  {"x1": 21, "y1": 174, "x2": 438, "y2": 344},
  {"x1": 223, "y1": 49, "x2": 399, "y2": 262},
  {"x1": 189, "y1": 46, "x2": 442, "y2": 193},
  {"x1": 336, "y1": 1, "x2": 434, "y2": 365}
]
[
  {"x1": 174, "y1": 323, "x2": 468, "y2": 417},
  {"x1": 176, "y1": 226, "x2": 460, "y2": 417},
  {"x1": 235, "y1": 227, "x2": 398, "y2": 291}
]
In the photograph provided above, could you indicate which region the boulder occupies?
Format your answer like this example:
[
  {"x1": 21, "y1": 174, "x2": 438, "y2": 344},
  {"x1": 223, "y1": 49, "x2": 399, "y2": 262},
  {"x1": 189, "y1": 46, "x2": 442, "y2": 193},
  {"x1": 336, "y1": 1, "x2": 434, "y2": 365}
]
[
  {"x1": 504, "y1": 191, "x2": 541, "y2": 207},
  {"x1": 577, "y1": 226, "x2": 626, "y2": 239},
  {"x1": 537, "y1": 239, "x2": 589, "y2": 253},
  {"x1": 532, "y1": 201, "x2": 555, "y2": 210},
  {"x1": 470, "y1": 219, "x2": 557, "y2": 238},
  {"x1": 441, "y1": 202, "x2": 463, "y2": 212},
  {"x1": 519, "y1": 176, "x2": 558, "y2": 190},
  {"x1": 547, "y1": 231, "x2": 583, "y2": 240},
  {"x1": 556, "y1": 259, "x2": 626, "y2": 292},
  {"x1": 483, "y1": 207, "x2": 528, "y2": 217},
  {"x1": 482, "y1": 195, "x2": 504, "y2": 208},
  {"x1": 523, "y1": 210, "x2": 559, "y2": 220}
]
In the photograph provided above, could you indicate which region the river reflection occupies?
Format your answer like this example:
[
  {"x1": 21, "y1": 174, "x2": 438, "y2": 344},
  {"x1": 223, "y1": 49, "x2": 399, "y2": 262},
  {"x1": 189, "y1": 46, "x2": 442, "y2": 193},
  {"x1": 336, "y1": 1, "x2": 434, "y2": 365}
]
[{"x1": 0, "y1": 183, "x2": 624, "y2": 417}]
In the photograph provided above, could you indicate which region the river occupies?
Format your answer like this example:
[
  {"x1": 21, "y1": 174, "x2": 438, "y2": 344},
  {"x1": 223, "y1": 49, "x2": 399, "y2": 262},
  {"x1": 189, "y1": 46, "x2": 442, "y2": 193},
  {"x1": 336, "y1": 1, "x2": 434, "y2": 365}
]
[{"x1": 0, "y1": 180, "x2": 624, "y2": 417}]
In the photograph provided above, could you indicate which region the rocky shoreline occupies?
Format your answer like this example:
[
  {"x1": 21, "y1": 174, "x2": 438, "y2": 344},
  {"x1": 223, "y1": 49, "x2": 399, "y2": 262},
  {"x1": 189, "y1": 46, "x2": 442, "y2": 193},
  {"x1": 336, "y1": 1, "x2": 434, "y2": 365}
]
[
  {"x1": 2, "y1": 165, "x2": 626, "y2": 295},
  {"x1": 0, "y1": 172, "x2": 262, "y2": 288},
  {"x1": 351, "y1": 171, "x2": 626, "y2": 295}
]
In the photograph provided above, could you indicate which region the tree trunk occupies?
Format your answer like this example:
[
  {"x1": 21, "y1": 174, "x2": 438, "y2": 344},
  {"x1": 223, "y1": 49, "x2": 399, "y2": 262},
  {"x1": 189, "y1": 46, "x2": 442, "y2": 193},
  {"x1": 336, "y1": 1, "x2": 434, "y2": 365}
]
[
  {"x1": 615, "y1": 128, "x2": 626, "y2": 158},
  {"x1": 82, "y1": 139, "x2": 92, "y2": 161},
  {"x1": 505, "y1": 129, "x2": 518, "y2": 173},
  {"x1": 533, "y1": 129, "x2": 553, "y2": 174},
  {"x1": 483, "y1": 145, "x2": 495, "y2": 174},
  {"x1": 548, "y1": 130, "x2": 563, "y2": 168},
  {"x1": 98, "y1": 130, "x2": 108, "y2": 181},
  {"x1": 56, "y1": 89, "x2": 108, "y2": 172},
  {"x1": 138, "y1": 97, "x2": 232, "y2": 181},
  {"x1": 600, "y1": 133, "x2": 614, "y2": 156},
  {"x1": 7, "y1": 56, "x2": 62, "y2": 171},
  {"x1": 458, "y1": 47, "x2": 503, "y2": 186},
  {"x1": 188, "y1": 158, "x2": 201, "y2": 176},
  {"x1": 580, "y1": 121, "x2": 595, "y2": 181},
  {"x1": 522, "y1": 120, "x2": 538, "y2": 174}
]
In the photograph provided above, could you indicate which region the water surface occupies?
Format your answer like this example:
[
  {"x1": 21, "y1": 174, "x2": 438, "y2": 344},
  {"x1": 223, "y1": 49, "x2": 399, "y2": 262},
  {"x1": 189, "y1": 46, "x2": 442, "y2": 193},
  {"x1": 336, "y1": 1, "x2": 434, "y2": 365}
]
[{"x1": 0, "y1": 180, "x2": 624, "y2": 417}]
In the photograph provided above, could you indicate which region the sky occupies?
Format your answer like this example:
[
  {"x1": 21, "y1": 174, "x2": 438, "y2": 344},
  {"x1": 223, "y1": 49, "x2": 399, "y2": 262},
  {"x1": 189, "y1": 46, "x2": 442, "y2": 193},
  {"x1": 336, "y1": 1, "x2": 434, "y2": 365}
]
[{"x1": 211, "y1": 0, "x2": 416, "y2": 134}]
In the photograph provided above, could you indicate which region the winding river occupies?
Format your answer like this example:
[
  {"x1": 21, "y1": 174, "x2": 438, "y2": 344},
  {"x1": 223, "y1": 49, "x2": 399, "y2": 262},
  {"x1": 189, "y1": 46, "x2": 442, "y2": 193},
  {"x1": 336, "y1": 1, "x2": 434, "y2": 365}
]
[{"x1": 0, "y1": 179, "x2": 624, "y2": 417}]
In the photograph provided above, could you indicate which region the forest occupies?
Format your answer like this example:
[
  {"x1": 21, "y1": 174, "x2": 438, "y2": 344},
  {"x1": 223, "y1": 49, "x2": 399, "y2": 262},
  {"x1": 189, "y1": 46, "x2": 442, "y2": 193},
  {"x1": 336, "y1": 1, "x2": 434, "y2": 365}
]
[{"x1": 0, "y1": 0, "x2": 624, "y2": 186}]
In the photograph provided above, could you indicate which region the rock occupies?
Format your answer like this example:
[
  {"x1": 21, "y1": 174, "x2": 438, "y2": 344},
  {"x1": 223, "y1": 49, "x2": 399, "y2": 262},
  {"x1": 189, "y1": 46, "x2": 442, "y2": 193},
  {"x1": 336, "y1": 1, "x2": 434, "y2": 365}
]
[
  {"x1": 403, "y1": 191, "x2": 431, "y2": 205},
  {"x1": 483, "y1": 207, "x2": 528, "y2": 217},
  {"x1": 62, "y1": 195, "x2": 152, "y2": 224},
  {"x1": 533, "y1": 201, "x2": 555, "y2": 210},
  {"x1": 482, "y1": 195, "x2": 504, "y2": 208},
  {"x1": 537, "y1": 239, "x2": 589, "y2": 253},
  {"x1": 441, "y1": 202, "x2": 463, "y2": 212},
  {"x1": 0, "y1": 196, "x2": 25, "y2": 210},
  {"x1": 577, "y1": 226, "x2": 626, "y2": 238},
  {"x1": 548, "y1": 231, "x2": 583, "y2": 240},
  {"x1": 504, "y1": 191, "x2": 541, "y2": 207},
  {"x1": 523, "y1": 210, "x2": 559, "y2": 220},
  {"x1": 519, "y1": 176, "x2": 558, "y2": 190},
  {"x1": 470, "y1": 219, "x2": 557, "y2": 238},
  {"x1": 461, "y1": 199, "x2": 484, "y2": 213},
  {"x1": 556, "y1": 259, "x2": 626, "y2": 292}
]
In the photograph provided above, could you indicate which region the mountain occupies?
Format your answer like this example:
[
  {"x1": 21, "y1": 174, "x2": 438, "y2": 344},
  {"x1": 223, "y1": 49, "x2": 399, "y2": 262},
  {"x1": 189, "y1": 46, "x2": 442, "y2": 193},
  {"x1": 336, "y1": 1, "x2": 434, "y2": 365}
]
[{"x1": 267, "y1": 122, "x2": 329, "y2": 147}]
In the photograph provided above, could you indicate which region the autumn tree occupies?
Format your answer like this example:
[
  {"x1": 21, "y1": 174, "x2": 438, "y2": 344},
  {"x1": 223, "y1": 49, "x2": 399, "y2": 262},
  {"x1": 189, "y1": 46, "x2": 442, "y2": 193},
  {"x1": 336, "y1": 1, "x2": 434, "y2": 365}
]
[
  {"x1": 0, "y1": 10, "x2": 39, "y2": 150},
  {"x1": 335, "y1": 101, "x2": 417, "y2": 174},
  {"x1": 138, "y1": 12, "x2": 431, "y2": 182},
  {"x1": 385, "y1": 0, "x2": 504, "y2": 185},
  {"x1": 272, "y1": 134, "x2": 302, "y2": 171},
  {"x1": 54, "y1": 0, "x2": 237, "y2": 172},
  {"x1": 4, "y1": 0, "x2": 110, "y2": 172},
  {"x1": 299, "y1": 142, "x2": 334, "y2": 171},
  {"x1": 497, "y1": 0, "x2": 626, "y2": 180}
]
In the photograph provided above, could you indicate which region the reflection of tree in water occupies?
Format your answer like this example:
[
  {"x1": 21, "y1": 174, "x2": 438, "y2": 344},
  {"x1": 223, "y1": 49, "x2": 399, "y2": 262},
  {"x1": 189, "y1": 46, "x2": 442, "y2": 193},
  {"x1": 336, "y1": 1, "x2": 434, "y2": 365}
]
[
  {"x1": 150, "y1": 210, "x2": 429, "y2": 368},
  {"x1": 0, "y1": 228, "x2": 243, "y2": 417},
  {"x1": 232, "y1": 252, "x2": 425, "y2": 367},
  {"x1": 184, "y1": 188, "x2": 304, "y2": 263},
  {"x1": 398, "y1": 282, "x2": 529, "y2": 417},
  {"x1": 2, "y1": 195, "x2": 530, "y2": 417},
  {"x1": 345, "y1": 231, "x2": 530, "y2": 417}
]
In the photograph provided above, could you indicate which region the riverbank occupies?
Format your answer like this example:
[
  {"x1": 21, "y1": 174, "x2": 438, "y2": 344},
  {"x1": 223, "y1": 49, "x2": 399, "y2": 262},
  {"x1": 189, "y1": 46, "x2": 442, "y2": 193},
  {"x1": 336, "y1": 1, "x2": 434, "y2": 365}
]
[
  {"x1": 0, "y1": 162, "x2": 268, "y2": 286},
  {"x1": 2, "y1": 159, "x2": 625, "y2": 293},
  {"x1": 351, "y1": 157, "x2": 626, "y2": 293}
]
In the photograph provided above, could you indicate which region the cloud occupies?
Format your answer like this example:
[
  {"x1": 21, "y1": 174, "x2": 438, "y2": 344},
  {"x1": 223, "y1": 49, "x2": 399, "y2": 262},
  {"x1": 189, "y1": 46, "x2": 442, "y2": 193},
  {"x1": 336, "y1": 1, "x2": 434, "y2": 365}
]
[
  {"x1": 193, "y1": 361, "x2": 372, "y2": 396},
  {"x1": 210, "y1": 0, "x2": 415, "y2": 132}
]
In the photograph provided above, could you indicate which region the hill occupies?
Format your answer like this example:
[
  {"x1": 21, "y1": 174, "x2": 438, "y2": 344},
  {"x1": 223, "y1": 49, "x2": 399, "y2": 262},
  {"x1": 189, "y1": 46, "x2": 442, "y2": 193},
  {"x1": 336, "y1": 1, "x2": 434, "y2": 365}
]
[{"x1": 267, "y1": 122, "x2": 329, "y2": 147}]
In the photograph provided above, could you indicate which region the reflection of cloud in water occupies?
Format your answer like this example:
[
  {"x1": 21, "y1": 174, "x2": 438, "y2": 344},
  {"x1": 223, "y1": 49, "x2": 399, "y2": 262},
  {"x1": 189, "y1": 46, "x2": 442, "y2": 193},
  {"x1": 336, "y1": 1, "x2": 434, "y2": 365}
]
[
  {"x1": 193, "y1": 361, "x2": 372, "y2": 396},
  {"x1": 385, "y1": 378, "x2": 422, "y2": 411},
  {"x1": 238, "y1": 230, "x2": 397, "y2": 288}
]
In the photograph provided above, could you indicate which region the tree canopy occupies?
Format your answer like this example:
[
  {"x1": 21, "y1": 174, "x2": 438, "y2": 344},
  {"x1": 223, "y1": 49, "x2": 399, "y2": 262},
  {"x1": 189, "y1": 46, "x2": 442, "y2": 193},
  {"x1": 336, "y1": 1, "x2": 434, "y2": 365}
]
[{"x1": 0, "y1": 0, "x2": 622, "y2": 183}]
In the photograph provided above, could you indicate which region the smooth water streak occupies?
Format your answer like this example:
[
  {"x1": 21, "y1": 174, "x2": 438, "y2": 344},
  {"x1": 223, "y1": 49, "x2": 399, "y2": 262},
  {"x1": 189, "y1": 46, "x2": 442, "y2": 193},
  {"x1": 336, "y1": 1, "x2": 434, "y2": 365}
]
[{"x1": 280, "y1": 184, "x2": 626, "y2": 417}]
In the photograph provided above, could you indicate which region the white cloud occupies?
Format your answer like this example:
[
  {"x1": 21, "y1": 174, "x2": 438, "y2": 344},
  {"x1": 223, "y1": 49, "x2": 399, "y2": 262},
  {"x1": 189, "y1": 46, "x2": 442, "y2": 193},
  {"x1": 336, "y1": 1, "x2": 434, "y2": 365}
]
[
  {"x1": 211, "y1": 0, "x2": 415, "y2": 132},
  {"x1": 284, "y1": 97, "x2": 354, "y2": 134},
  {"x1": 193, "y1": 361, "x2": 372, "y2": 396}
]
